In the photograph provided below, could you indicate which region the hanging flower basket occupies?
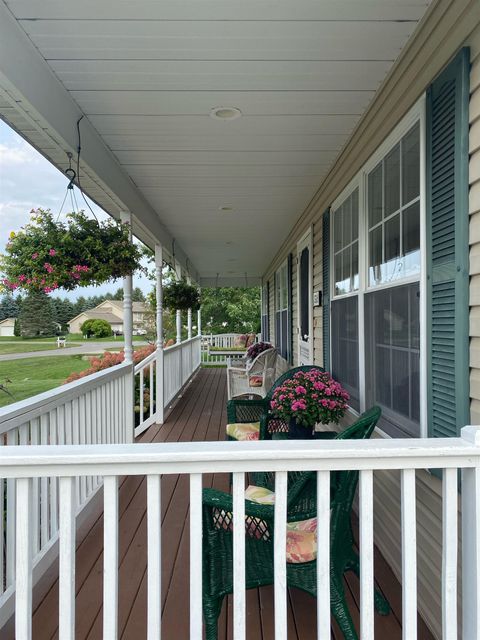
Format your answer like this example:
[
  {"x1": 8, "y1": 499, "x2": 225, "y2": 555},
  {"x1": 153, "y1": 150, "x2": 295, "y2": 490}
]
[
  {"x1": 0, "y1": 208, "x2": 144, "y2": 294},
  {"x1": 163, "y1": 279, "x2": 200, "y2": 311}
]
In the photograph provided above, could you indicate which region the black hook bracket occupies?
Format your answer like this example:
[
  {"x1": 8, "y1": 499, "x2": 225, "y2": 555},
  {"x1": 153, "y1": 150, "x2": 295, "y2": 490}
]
[{"x1": 65, "y1": 152, "x2": 76, "y2": 190}]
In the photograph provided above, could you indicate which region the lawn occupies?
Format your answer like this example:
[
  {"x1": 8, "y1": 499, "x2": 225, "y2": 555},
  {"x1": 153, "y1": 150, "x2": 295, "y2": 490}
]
[
  {"x1": 0, "y1": 355, "x2": 91, "y2": 408},
  {"x1": 0, "y1": 343, "x2": 75, "y2": 355}
]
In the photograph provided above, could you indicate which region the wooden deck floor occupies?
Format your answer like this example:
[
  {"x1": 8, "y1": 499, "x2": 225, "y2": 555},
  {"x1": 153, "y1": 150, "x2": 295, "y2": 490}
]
[{"x1": 8, "y1": 368, "x2": 434, "y2": 639}]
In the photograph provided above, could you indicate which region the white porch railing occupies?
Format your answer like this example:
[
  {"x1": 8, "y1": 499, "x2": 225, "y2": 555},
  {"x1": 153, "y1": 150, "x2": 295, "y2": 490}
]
[
  {"x1": 134, "y1": 335, "x2": 202, "y2": 436},
  {"x1": 201, "y1": 333, "x2": 260, "y2": 365},
  {"x1": 0, "y1": 361, "x2": 133, "y2": 627},
  {"x1": 3, "y1": 429, "x2": 480, "y2": 639}
]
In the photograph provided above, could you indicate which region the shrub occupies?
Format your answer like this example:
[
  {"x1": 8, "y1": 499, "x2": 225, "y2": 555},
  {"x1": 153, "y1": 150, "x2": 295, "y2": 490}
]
[{"x1": 64, "y1": 344, "x2": 156, "y2": 384}]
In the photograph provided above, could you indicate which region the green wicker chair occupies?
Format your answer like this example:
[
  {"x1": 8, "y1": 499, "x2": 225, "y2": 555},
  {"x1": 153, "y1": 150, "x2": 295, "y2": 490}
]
[
  {"x1": 226, "y1": 365, "x2": 325, "y2": 441},
  {"x1": 203, "y1": 406, "x2": 390, "y2": 640}
]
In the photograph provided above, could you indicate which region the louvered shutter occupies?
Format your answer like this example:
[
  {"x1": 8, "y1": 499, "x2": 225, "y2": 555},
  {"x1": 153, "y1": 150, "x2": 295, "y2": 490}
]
[
  {"x1": 322, "y1": 209, "x2": 331, "y2": 371},
  {"x1": 287, "y1": 253, "x2": 293, "y2": 364},
  {"x1": 426, "y1": 48, "x2": 470, "y2": 438}
]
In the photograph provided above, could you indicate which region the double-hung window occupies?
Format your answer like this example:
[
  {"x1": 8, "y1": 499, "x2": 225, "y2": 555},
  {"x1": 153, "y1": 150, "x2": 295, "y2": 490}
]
[
  {"x1": 330, "y1": 104, "x2": 423, "y2": 437},
  {"x1": 275, "y1": 261, "x2": 289, "y2": 360}
]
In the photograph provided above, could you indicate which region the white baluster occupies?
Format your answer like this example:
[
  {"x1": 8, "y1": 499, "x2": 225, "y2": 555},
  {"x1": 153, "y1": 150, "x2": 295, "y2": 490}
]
[
  {"x1": 316, "y1": 470, "x2": 330, "y2": 639},
  {"x1": 103, "y1": 476, "x2": 119, "y2": 639},
  {"x1": 190, "y1": 474, "x2": 203, "y2": 640},
  {"x1": 232, "y1": 472, "x2": 246, "y2": 640},
  {"x1": 274, "y1": 471, "x2": 287, "y2": 640},
  {"x1": 59, "y1": 477, "x2": 76, "y2": 640},
  {"x1": 401, "y1": 468, "x2": 417, "y2": 639},
  {"x1": 15, "y1": 477, "x2": 33, "y2": 640},
  {"x1": 147, "y1": 475, "x2": 162, "y2": 640},
  {"x1": 442, "y1": 468, "x2": 458, "y2": 640},
  {"x1": 359, "y1": 469, "x2": 374, "y2": 640}
]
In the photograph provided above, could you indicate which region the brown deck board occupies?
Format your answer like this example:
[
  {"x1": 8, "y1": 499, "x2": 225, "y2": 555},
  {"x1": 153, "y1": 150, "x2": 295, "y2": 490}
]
[{"x1": 8, "y1": 367, "x2": 435, "y2": 640}]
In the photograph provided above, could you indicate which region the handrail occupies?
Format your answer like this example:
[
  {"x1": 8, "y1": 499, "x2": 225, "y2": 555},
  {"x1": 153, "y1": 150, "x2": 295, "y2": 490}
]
[
  {"x1": 164, "y1": 334, "x2": 201, "y2": 354},
  {"x1": 133, "y1": 349, "x2": 157, "y2": 374},
  {"x1": 0, "y1": 361, "x2": 132, "y2": 434},
  {"x1": 1, "y1": 432, "x2": 479, "y2": 475}
]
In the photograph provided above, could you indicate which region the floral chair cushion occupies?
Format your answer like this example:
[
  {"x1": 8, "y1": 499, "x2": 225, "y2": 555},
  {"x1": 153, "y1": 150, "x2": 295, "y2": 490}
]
[
  {"x1": 213, "y1": 484, "x2": 318, "y2": 563},
  {"x1": 225, "y1": 422, "x2": 260, "y2": 441}
]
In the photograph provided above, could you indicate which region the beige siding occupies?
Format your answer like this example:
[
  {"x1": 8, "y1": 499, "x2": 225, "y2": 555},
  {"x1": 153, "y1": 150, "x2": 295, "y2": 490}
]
[
  {"x1": 268, "y1": 275, "x2": 275, "y2": 345},
  {"x1": 261, "y1": 7, "x2": 480, "y2": 639}
]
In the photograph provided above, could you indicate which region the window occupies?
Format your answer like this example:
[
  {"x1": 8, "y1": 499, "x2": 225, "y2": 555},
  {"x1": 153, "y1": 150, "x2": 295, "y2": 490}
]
[
  {"x1": 365, "y1": 283, "x2": 420, "y2": 437},
  {"x1": 275, "y1": 261, "x2": 289, "y2": 360},
  {"x1": 368, "y1": 122, "x2": 420, "y2": 287},
  {"x1": 330, "y1": 110, "x2": 423, "y2": 437},
  {"x1": 331, "y1": 297, "x2": 359, "y2": 411},
  {"x1": 333, "y1": 188, "x2": 359, "y2": 295},
  {"x1": 261, "y1": 282, "x2": 269, "y2": 341}
]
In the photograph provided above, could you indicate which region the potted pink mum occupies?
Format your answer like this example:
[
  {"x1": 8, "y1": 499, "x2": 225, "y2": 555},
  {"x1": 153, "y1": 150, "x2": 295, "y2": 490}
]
[{"x1": 269, "y1": 369, "x2": 349, "y2": 438}]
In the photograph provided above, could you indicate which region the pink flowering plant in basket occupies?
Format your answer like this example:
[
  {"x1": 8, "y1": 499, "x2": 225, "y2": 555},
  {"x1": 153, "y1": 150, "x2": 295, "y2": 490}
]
[
  {"x1": 270, "y1": 370, "x2": 350, "y2": 429},
  {"x1": 0, "y1": 208, "x2": 144, "y2": 294},
  {"x1": 246, "y1": 341, "x2": 274, "y2": 361}
]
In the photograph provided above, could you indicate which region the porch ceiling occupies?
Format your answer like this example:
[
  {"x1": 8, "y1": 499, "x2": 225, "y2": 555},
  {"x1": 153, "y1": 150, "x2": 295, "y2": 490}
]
[{"x1": 0, "y1": 0, "x2": 432, "y2": 285}]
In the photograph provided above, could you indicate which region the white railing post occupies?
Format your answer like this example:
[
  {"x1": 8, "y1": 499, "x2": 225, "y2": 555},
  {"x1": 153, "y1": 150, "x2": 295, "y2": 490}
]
[
  {"x1": 187, "y1": 308, "x2": 192, "y2": 340},
  {"x1": 176, "y1": 309, "x2": 182, "y2": 345},
  {"x1": 461, "y1": 426, "x2": 480, "y2": 638},
  {"x1": 155, "y1": 244, "x2": 164, "y2": 425},
  {"x1": 120, "y1": 210, "x2": 135, "y2": 442}
]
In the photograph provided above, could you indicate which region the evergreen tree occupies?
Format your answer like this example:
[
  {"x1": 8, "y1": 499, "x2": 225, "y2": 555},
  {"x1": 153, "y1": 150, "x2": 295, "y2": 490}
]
[
  {"x1": 18, "y1": 291, "x2": 57, "y2": 337},
  {"x1": 112, "y1": 286, "x2": 145, "y2": 302},
  {"x1": 51, "y1": 297, "x2": 76, "y2": 331},
  {"x1": 0, "y1": 293, "x2": 21, "y2": 321}
]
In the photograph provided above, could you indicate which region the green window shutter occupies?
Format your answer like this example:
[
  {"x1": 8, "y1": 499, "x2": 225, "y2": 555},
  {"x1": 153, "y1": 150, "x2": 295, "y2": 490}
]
[
  {"x1": 426, "y1": 48, "x2": 470, "y2": 438},
  {"x1": 322, "y1": 209, "x2": 331, "y2": 371},
  {"x1": 287, "y1": 252, "x2": 293, "y2": 364}
]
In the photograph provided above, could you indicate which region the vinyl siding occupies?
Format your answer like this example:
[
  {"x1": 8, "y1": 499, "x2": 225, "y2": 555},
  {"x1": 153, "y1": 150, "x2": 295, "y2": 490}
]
[{"x1": 261, "y1": 7, "x2": 480, "y2": 638}]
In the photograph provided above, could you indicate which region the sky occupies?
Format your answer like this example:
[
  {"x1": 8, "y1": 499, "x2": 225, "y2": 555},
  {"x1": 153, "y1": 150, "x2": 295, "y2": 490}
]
[{"x1": 0, "y1": 119, "x2": 152, "y2": 300}]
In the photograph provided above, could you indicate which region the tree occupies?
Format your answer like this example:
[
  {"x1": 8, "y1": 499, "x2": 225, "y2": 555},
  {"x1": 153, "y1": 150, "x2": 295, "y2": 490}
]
[
  {"x1": 80, "y1": 318, "x2": 112, "y2": 338},
  {"x1": 18, "y1": 291, "x2": 57, "y2": 337},
  {"x1": 200, "y1": 287, "x2": 261, "y2": 335},
  {"x1": 112, "y1": 286, "x2": 145, "y2": 302},
  {"x1": 0, "y1": 293, "x2": 21, "y2": 321},
  {"x1": 51, "y1": 297, "x2": 76, "y2": 331}
]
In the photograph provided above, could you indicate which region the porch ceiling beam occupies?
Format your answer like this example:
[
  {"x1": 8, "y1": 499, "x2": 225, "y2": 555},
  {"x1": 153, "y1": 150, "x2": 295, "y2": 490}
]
[{"x1": 0, "y1": 0, "x2": 199, "y2": 281}]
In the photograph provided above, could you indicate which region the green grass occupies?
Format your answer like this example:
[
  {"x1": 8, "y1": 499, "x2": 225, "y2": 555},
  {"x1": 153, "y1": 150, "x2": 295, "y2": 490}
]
[
  {"x1": 0, "y1": 343, "x2": 75, "y2": 355},
  {"x1": 0, "y1": 355, "x2": 92, "y2": 408},
  {"x1": 0, "y1": 334, "x2": 146, "y2": 344}
]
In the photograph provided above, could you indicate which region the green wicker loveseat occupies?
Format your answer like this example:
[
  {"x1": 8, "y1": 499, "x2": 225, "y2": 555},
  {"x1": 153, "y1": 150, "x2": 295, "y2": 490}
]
[
  {"x1": 226, "y1": 365, "x2": 325, "y2": 441},
  {"x1": 203, "y1": 406, "x2": 389, "y2": 640}
]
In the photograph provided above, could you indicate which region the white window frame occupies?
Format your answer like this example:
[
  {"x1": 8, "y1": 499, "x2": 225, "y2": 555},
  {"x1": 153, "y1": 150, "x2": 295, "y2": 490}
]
[
  {"x1": 297, "y1": 227, "x2": 314, "y2": 365},
  {"x1": 329, "y1": 97, "x2": 427, "y2": 438}
]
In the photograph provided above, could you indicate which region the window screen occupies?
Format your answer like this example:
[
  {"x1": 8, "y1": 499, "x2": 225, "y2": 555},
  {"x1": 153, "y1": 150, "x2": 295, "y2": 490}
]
[
  {"x1": 331, "y1": 297, "x2": 360, "y2": 411},
  {"x1": 365, "y1": 282, "x2": 420, "y2": 437}
]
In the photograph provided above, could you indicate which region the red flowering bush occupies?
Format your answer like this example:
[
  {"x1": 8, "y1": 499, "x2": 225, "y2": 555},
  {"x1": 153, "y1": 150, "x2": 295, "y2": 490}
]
[
  {"x1": 1, "y1": 208, "x2": 144, "y2": 294},
  {"x1": 247, "y1": 341, "x2": 274, "y2": 360},
  {"x1": 270, "y1": 370, "x2": 349, "y2": 428},
  {"x1": 64, "y1": 344, "x2": 155, "y2": 384}
]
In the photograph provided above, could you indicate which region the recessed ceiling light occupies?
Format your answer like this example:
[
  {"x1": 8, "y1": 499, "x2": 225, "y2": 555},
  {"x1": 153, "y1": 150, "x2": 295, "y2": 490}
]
[
  {"x1": 210, "y1": 106, "x2": 242, "y2": 121},
  {"x1": 219, "y1": 205, "x2": 234, "y2": 212}
]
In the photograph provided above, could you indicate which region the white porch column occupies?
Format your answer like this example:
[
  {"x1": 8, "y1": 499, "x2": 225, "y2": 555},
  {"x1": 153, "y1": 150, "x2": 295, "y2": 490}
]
[
  {"x1": 187, "y1": 308, "x2": 192, "y2": 340},
  {"x1": 176, "y1": 309, "x2": 182, "y2": 344},
  {"x1": 120, "y1": 210, "x2": 134, "y2": 442},
  {"x1": 155, "y1": 244, "x2": 164, "y2": 425},
  {"x1": 120, "y1": 210, "x2": 133, "y2": 364},
  {"x1": 197, "y1": 309, "x2": 202, "y2": 337},
  {"x1": 461, "y1": 426, "x2": 480, "y2": 638}
]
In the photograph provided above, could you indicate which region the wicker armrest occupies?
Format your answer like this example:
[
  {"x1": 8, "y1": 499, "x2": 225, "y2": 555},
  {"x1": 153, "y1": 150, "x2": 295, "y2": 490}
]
[{"x1": 202, "y1": 488, "x2": 275, "y2": 520}]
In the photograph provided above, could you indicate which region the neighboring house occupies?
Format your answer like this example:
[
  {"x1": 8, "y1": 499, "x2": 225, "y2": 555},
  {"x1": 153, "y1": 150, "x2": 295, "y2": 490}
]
[
  {"x1": 0, "y1": 318, "x2": 15, "y2": 337},
  {"x1": 68, "y1": 300, "x2": 149, "y2": 335}
]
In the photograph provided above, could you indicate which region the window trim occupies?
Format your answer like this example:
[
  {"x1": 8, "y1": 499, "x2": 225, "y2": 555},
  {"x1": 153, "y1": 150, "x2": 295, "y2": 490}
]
[{"x1": 328, "y1": 97, "x2": 427, "y2": 438}]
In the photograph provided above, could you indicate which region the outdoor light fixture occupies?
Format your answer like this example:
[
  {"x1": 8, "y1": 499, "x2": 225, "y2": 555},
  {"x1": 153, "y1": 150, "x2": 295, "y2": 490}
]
[
  {"x1": 209, "y1": 106, "x2": 242, "y2": 121},
  {"x1": 219, "y1": 206, "x2": 234, "y2": 212}
]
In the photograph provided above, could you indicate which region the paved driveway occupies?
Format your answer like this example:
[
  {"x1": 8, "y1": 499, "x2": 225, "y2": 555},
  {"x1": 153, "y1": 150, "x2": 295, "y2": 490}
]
[{"x1": 0, "y1": 341, "x2": 148, "y2": 362}]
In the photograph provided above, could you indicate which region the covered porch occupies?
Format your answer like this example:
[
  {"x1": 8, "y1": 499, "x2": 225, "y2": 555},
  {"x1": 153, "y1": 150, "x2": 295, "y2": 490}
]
[{"x1": 1, "y1": 368, "x2": 434, "y2": 640}]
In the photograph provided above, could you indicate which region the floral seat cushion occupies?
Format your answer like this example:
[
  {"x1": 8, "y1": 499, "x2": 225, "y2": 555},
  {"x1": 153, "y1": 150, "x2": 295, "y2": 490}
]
[
  {"x1": 225, "y1": 422, "x2": 260, "y2": 441},
  {"x1": 213, "y1": 484, "x2": 318, "y2": 563},
  {"x1": 249, "y1": 375, "x2": 264, "y2": 387}
]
